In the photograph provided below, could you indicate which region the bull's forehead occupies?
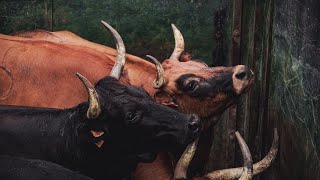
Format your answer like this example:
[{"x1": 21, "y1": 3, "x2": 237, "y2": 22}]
[
  {"x1": 163, "y1": 59, "x2": 206, "y2": 71},
  {"x1": 163, "y1": 60, "x2": 233, "y2": 76},
  {"x1": 162, "y1": 60, "x2": 234, "y2": 90}
]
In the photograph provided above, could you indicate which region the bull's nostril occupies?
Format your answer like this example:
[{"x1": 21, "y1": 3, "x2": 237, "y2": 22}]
[
  {"x1": 235, "y1": 71, "x2": 247, "y2": 80},
  {"x1": 188, "y1": 116, "x2": 200, "y2": 133},
  {"x1": 188, "y1": 121, "x2": 199, "y2": 132}
]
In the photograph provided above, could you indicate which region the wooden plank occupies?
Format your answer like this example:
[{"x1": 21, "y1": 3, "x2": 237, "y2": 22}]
[
  {"x1": 260, "y1": 0, "x2": 275, "y2": 179},
  {"x1": 211, "y1": 8, "x2": 227, "y2": 66},
  {"x1": 230, "y1": 0, "x2": 242, "y2": 66},
  {"x1": 237, "y1": 1, "x2": 276, "y2": 179},
  {"x1": 206, "y1": 0, "x2": 243, "y2": 172},
  {"x1": 225, "y1": 0, "x2": 243, "y2": 169},
  {"x1": 235, "y1": 0, "x2": 257, "y2": 168}
]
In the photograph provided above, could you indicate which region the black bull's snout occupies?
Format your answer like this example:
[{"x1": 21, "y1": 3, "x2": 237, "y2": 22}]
[
  {"x1": 152, "y1": 113, "x2": 201, "y2": 151},
  {"x1": 187, "y1": 114, "x2": 201, "y2": 140}
]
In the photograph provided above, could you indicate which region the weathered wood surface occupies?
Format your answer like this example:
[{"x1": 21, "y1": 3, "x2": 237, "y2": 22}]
[
  {"x1": 269, "y1": 0, "x2": 320, "y2": 179},
  {"x1": 208, "y1": 1, "x2": 320, "y2": 180}
]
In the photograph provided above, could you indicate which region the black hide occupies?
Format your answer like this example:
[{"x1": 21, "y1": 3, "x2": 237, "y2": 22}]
[{"x1": 0, "y1": 77, "x2": 199, "y2": 180}]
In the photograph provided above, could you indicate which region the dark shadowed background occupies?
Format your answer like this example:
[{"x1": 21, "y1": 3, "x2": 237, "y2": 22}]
[{"x1": 1, "y1": 0, "x2": 320, "y2": 179}]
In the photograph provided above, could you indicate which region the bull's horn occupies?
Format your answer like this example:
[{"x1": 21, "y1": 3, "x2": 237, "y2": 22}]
[
  {"x1": 169, "y1": 24, "x2": 185, "y2": 61},
  {"x1": 101, "y1": 20, "x2": 126, "y2": 80},
  {"x1": 174, "y1": 138, "x2": 199, "y2": 179},
  {"x1": 205, "y1": 128, "x2": 279, "y2": 179},
  {"x1": 76, "y1": 73, "x2": 101, "y2": 119},
  {"x1": 235, "y1": 132, "x2": 253, "y2": 180},
  {"x1": 146, "y1": 55, "x2": 165, "y2": 89}
]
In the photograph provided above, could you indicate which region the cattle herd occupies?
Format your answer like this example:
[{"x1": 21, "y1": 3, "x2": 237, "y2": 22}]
[{"x1": 0, "y1": 21, "x2": 279, "y2": 180}]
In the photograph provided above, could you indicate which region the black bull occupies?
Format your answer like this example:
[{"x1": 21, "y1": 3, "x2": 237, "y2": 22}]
[
  {"x1": 0, "y1": 76, "x2": 200, "y2": 180},
  {"x1": 0, "y1": 155, "x2": 93, "y2": 180}
]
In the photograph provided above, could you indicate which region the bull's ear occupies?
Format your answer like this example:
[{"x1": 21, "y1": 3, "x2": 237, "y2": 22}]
[{"x1": 154, "y1": 90, "x2": 178, "y2": 107}]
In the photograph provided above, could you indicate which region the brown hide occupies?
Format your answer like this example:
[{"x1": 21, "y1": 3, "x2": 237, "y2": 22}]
[
  {"x1": 0, "y1": 36, "x2": 109, "y2": 108},
  {"x1": 0, "y1": 33, "x2": 156, "y2": 108},
  {"x1": 133, "y1": 152, "x2": 174, "y2": 180},
  {"x1": 0, "y1": 30, "x2": 253, "y2": 180}
]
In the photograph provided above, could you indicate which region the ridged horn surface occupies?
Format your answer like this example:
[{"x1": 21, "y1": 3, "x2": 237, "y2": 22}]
[
  {"x1": 76, "y1": 73, "x2": 101, "y2": 119},
  {"x1": 101, "y1": 20, "x2": 126, "y2": 79}
]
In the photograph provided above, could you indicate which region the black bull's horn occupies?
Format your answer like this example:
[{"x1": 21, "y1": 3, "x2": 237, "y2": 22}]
[
  {"x1": 76, "y1": 73, "x2": 101, "y2": 119},
  {"x1": 75, "y1": 21, "x2": 127, "y2": 119},
  {"x1": 101, "y1": 20, "x2": 126, "y2": 80}
]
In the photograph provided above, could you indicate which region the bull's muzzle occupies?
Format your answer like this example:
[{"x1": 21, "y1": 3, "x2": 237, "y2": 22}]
[
  {"x1": 188, "y1": 114, "x2": 200, "y2": 133},
  {"x1": 232, "y1": 65, "x2": 255, "y2": 94},
  {"x1": 186, "y1": 114, "x2": 201, "y2": 143}
]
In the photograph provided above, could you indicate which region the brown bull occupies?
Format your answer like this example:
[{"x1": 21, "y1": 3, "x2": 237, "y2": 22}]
[{"x1": 0, "y1": 22, "x2": 276, "y2": 179}]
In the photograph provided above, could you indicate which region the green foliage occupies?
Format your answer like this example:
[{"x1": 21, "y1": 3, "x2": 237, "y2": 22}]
[
  {"x1": 0, "y1": 0, "x2": 223, "y2": 63},
  {"x1": 0, "y1": 0, "x2": 52, "y2": 33}
]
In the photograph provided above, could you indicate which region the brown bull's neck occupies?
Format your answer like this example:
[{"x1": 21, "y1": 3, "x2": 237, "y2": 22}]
[
  {"x1": 122, "y1": 57, "x2": 157, "y2": 96},
  {"x1": 13, "y1": 30, "x2": 158, "y2": 97},
  {"x1": 43, "y1": 30, "x2": 158, "y2": 97}
]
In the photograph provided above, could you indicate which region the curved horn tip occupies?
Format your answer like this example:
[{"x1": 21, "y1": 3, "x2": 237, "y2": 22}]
[
  {"x1": 146, "y1": 55, "x2": 160, "y2": 64},
  {"x1": 174, "y1": 139, "x2": 199, "y2": 180},
  {"x1": 235, "y1": 131, "x2": 253, "y2": 180},
  {"x1": 101, "y1": 20, "x2": 126, "y2": 80},
  {"x1": 171, "y1": 23, "x2": 177, "y2": 30},
  {"x1": 101, "y1": 20, "x2": 106, "y2": 24},
  {"x1": 101, "y1": 20, "x2": 110, "y2": 28},
  {"x1": 146, "y1": 55, "x2": 165, "y2": 89},
  {"x1": 75, "y1": 73, "x2": 101, "y2": 119},
  {"x1": 170, "y1": 23, "x2": 185, "y2": 61},
  {"x1": 76, "y1": 73, "x2": 93, "y2": 88},
  {"x1": 146, "y1": 55, "x2": 155, "y2": 60}
]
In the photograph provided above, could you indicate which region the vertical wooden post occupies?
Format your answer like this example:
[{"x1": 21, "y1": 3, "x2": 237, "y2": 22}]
[
  {"x1": 211, "y1": 8, "x2": 227, "y2": 66},
  {"x1": 231, "y1": 0, "x2": 243, "y2": 65},
  {"x1": 207, "y1": 0, "x2": 244, "y2": 171},
  {"x1": 226, "y1": 0, "x2": 243, "y2": 167},
  {"x1": 236, "y1": 1, "x2": 276, "y2": 179}
]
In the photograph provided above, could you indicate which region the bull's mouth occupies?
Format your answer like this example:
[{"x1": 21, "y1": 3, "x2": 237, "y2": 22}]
[
  {"x1": 203, "y1": 74, "x2": 254, "y2": 119},
  {"x1": 186, "y1": 131, "x2": 199, "y2": 145},
  {"x1": 200, "y1": 97, "x2": 238, "y2": 120},
  {"x1": 155, "y1": 132, "x2": 196, "y2": 150}
]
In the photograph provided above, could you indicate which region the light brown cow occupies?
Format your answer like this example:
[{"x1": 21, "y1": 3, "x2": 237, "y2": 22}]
[{"x1": 0, "y1": 22, "x2": 275, "y2": 179}]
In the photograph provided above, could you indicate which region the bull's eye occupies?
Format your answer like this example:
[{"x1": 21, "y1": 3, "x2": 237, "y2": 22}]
[
  {"x1": 125, "y1": 112, "x2": 139, "y2": 123},
  {"x1": 186, "y1": 81, "x2": 199, "y2": 92}
]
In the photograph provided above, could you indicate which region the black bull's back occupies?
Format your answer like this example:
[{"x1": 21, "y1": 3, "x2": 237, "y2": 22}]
[
  {"x1": 0, "y1": 104, "x2": 176, "y2": 179},
  {"x1": 0, "y1": 77, "x2": 200, "y2": 179},
  {"x1": 0, "y1": 155, "x2": 93, "y2": 180}
]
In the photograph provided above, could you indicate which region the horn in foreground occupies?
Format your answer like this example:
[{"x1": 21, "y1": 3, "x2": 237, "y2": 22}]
[
  {"x1": 76, "y1": 73, "x2": 101, "y2": 119},
  {"x1": 170, "y1": 24, "x2": 185, "y2": 61},
  {"x1": 101, "y1": 20, "x2": 126, "y2": 79},
  {"x1": 235, "y1": 132, "x2": 253, "y2": 180},
  {"x1": 146, "y1": 55, "x2": 165, "y2": 89},
  {"x1": 205, "y1": 128, "x2": 279, "y2": 179},
  {"x1": 174, "y1": 138, "x2": 199, "y2": 179}
]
